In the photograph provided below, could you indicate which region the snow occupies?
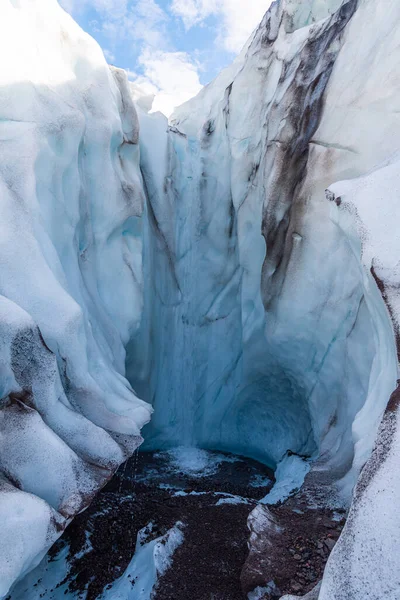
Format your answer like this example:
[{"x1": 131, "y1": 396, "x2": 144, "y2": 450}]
[
  {"x1": 249, "y1": 474, "x2": 273, "y2": 489},
  {"x1": 215, "y1": 495, "x2": 251, "y2": 506},
  {"x1": 100, "y1": 523, "x2": 184, "y2": 600},
  {"x1": 261, "y1": 454, "x2": 311, "y2": 506},
  {"x1": 159, "y1": 447, "x2": 239, "y2": 478},
  {"x1": 248, "y1": 582, "x2": 280, "y2": 600}
]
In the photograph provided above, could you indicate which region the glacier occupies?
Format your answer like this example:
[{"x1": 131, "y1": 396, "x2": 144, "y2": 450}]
[
  {"x1": 1, "y1": 0, "x2": 400, "y2": 598},
  {"x1": 0, "y1": 1, "x2": 152, "y2": 596}
]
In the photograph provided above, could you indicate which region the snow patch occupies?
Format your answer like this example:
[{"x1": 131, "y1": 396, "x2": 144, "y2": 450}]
[
  {"x1": 215, "y1": 495, "x2": 251, "y2": 506},
  {"x1": 100, "y1": 523, "x2": 184, "y2": 600},
  {"x1": 157, "y1": 447, "x2": 240, "y2": 478},
  {"x1": 248, "y1": 582, "x2": 279, "y2": 599},
  {"x1": 261, "y1": 454, "x2": 311, "y2": 505}
]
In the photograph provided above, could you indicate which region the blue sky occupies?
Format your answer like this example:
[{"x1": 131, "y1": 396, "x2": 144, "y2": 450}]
[{"x1": 61, "y1": 0, "x2": 269, "y2": 116}]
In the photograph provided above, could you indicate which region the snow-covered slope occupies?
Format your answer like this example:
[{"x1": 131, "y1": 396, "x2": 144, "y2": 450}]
[{"x1": 0, "y1": 1, "x2": 152, "y2": 596}]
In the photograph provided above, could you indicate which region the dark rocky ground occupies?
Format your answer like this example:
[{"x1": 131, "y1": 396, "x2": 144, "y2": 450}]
[
  {"x1": 13, "y1": 450, "x2": 346, "y2": 600},
  {"x1": 241, "y1": 500, "x2": 346, "y2": 599}
]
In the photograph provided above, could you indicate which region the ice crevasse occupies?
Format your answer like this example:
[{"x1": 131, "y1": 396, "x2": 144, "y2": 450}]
[{"x1": 1, "y1": 0, "x2": 400, "y2": 599}]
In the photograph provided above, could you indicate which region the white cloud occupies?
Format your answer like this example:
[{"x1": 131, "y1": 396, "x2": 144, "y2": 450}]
[
  {"x1": 170, "y1": 0, "x2": 270, "y2": 53},
  {"x1": 60, "y1": 0, "x2": 127, "y2": 17},
  {"x1": 103, "y1": 48, "x2": 116, "y2": 63},
  {"x1": 129, "y1": 50, "x2": 203, "y2": 117},
  {"x1": 61, "y1": 0, "x2": 270, "y2": 117},
  {"x1": 62, "y1": 0, "x2": 167, "y2": 48}
]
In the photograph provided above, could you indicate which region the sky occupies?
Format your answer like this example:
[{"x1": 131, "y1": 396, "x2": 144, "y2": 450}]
[{"x1": 60, "y1": 0, "x2": 271, "y2": 116}]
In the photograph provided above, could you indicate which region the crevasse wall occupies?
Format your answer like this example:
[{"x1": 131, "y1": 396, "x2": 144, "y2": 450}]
[
  {"x1": 318, "y1": 162, "x2": 400, "y2": 599},
  {"x1": 0, "y1": 1, "x2": 151, "y2": 597},
  {"x1": 128, "y1": 0, "x2": 397, "y2": 491},
  {"x1": 127, "y1": 1, "x2": 400, "y2": 597}
]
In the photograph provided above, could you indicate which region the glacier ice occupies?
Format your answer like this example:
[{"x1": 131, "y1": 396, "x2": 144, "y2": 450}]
[
  {"x1": 0, "y1": 0, "x2": 152, "y2": 596},
  {"x1": 1, "y1": 0, "x2": 400, "y2": 598},
  {"x1": 128, "y1": 0, "x2": 400, "y2": 596},
  {"x1": 129, "y1": 0, "x2": 392, "y2": 495},
  {"x1": 318, "y1": 157, "x2": 400, "y2": 600},
  {"x1": 260, "y1": 454, "x2": 311, "y2": 506}
]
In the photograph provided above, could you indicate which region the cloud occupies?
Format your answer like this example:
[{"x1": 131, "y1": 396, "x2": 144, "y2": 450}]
[
  {"x1": 60, "y1": 0, "x2": 270, "y2": 118},
  {"x1": 129, "y1": 50, "x2": 203, "y2": 117},
  {"x1": 170, "y1": 0, "x2": 270, "y2": 53},
  {"x1": 62, "y1": 0, "x2": 168, "y2": 48},
  {"x1": 103, "y1": 48, "x2": 116, "y2": 63},
  {"x1": 60, "y1": 0, "x2": 128, "y2": 17}
]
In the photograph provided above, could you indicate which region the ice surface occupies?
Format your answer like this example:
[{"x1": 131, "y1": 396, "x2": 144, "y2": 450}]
[
  {"x1": 248, "y1": 583, "x2": 280, "y2": 600},
  {"x1": 8, "y1": 523, "x2": 184, "y2": 600},
  {"x1": 128, "y1": 1, "x2": 400, "y2": 596},
  {"x1": 8, "y1": 545, "x2": 73, "y2": 600},
  {"x1": 318, "y1": 156, "x2": 400, "y2": 599},
  {"x1": 159, "y1": 447, "x2": 239, "y2": 478},
  {"x1": 130, "y1": 0, "x2": 375, "y2": 485},
  {"x1": 0, "y1": 0, "x2": 152, "y2": 594},
  {"x1": 0, "y1": 479, "x2": 65, "y2": 599},
  {"x1": 6, "y1": 538, "x2": 93, "y2": 600},
  {"x1": 100, "y1": 523, "x2": 184, "y2": 600},
  {"x1": 261, "y1": 454, "x2": 311, "y2": 506}
]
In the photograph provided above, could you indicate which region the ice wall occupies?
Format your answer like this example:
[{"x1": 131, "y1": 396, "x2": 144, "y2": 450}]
[
  {"x1": 129, "y1": 0, "x2": 389, "y2": 483},
  {"x1": 0, "y1": 1, "x2": 151, "y2": 596},
  {"x1": 319, "y1": 157, "x2": 400, "y2": 600}
]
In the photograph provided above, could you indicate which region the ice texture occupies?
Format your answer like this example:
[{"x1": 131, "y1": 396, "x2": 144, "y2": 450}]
[
  {"x1": 159, "y1": 447, "x2": 239, "y2": 478},
  {"x1": 130, "y1": 0, "x2": 389, "y2": 490},
  {"x1": 0, "y1": 0, "x2": 152, "y2": 595},
  {"x1": 100, "y1": 523, "x2": 184, "y2": 600},
  {"x1": 318, "y1": 157, "x2": 400, "y2": 599},
  {"x1": 128, "y1": 0, "x2": 400, "y2": 597},
  {"x1": 261, "y1": 454, "x2": 311, "y2": 506},
  {"x1": 2, "y1": 0, "x2": 400, "y2": 597}
]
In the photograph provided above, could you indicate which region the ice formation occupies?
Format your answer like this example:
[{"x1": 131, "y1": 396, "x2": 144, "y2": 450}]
[
  {"x1": 0, "y1": 1, "x2": 152, "y2": 596},
  {"x1": 260, "y1": 454, "x2": 311, "y2": 505},
  {"x1": 1, "y1": 0, "x2": 400, "y2": 598},
  {"x1": 99, "y1": 523, "x2": 184, "y2": 600}
]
